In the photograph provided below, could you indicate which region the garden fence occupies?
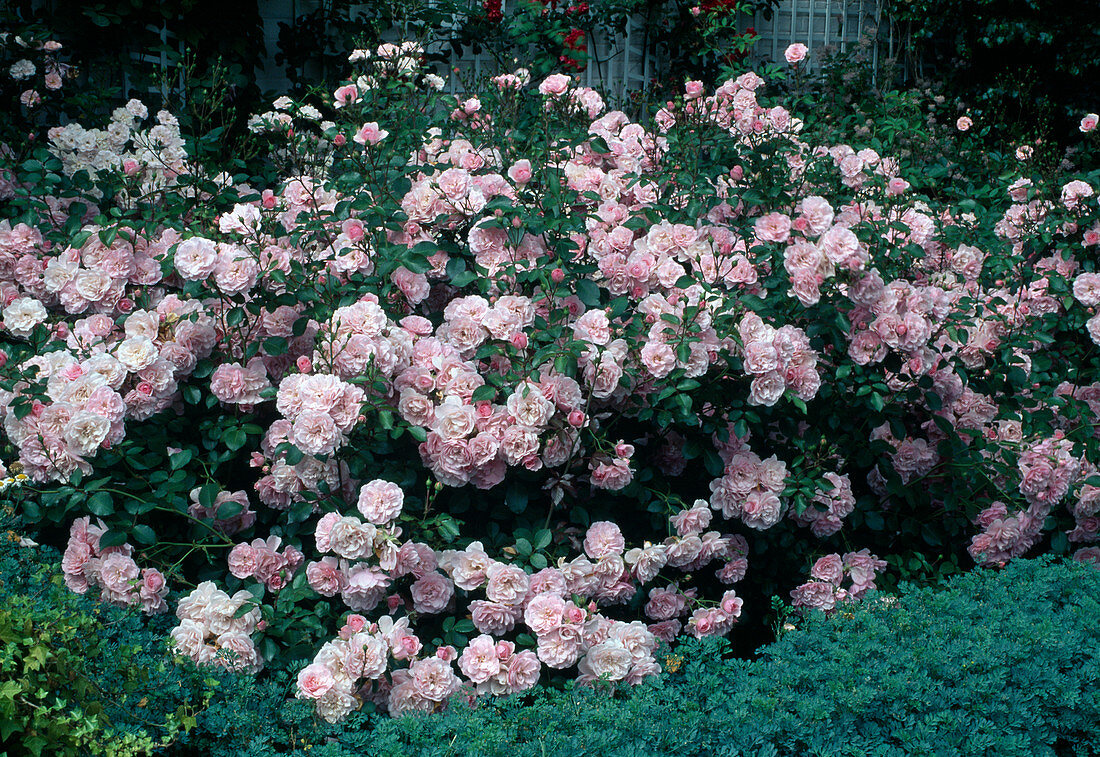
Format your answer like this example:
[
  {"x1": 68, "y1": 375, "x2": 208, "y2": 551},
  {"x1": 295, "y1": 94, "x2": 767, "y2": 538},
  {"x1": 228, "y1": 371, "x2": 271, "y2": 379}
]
[{"x1": 29, "y1": 0, "x2": 901, "y2": 100}]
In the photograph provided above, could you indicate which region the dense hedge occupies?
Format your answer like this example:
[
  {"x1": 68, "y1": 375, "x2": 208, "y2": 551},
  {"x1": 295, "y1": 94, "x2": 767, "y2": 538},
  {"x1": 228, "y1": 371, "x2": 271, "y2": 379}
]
[{"x1": 3, "y1": 527, "x2": 1098, "y2": 756}]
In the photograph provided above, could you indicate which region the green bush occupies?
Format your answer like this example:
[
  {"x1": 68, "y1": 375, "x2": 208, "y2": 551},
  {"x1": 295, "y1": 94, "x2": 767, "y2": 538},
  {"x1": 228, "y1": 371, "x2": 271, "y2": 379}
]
[
  {"x1": 5, "y1": 525, "x2": 1097, "y2": 756},
  {"x1": 317, "y1": 557, "x2": 1100, "y2": 757}
]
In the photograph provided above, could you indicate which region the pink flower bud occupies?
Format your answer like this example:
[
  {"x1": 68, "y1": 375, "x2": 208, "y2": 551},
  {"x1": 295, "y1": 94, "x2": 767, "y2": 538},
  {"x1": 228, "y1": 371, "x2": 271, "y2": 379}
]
[
  {"x1": 614, "y1": 442, "x2": 634, "y2": 458},
  {"x1": 551, "y1": 268, "x2": 565, "y2": 283},
  {"x1": 333, "y1": 133, "x2": 347, "y2": 146},
  {"x1": 296, "y1": 356, "x2": 312, "y2": 373},
  {"x1": 568, "y1": 410, "x2": 586, "y2": 427},
  {"x1": 510, "y1": 332, "x2": 528, "y2": 349}
]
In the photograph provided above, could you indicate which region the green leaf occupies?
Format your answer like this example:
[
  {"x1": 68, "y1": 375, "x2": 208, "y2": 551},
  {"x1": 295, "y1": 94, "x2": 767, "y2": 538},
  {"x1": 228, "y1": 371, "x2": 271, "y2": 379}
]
[
  {"x1": 132, "y1": 524, "x2": 156, "y2": 545},
  {"x1": 169, "y1": 449, "x2": 193, "y2": 469},
  {"x1": 87, "y1": 491, "x2": 114, "y2": 516},
  {"x1": 471, "y1": 384, "x2": 496, "y2": 403},
  {"x1": 575, "y1": 279, "x2": 601, "y2": 307},
  {"x1": 99, "y1": 530, "x2": 128, "y2": 549},
  {"x1": 216, "y1": 500, "x2": 244, "y2": 518},
  {"x1": 198, "y1": 483, "x2": 220, "y2": 509},
  {"x1": 263, "y1": 337, "x2": 288, "y2": 356},
  {"x1": 224, "y1": 427, "x2": 248, "y2": 451}
]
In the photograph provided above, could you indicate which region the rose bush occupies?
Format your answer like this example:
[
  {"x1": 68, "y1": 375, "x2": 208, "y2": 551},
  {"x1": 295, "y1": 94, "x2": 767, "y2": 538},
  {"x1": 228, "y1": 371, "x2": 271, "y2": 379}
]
[{"x1": 0, "y1": 40, "x2": 1099, "y2": 722}]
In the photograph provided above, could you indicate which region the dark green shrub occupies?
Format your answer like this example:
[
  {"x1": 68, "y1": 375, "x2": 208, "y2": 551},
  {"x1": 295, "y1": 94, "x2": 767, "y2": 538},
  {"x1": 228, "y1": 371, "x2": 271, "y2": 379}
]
[
  {"x1": 201, "y1": 558, "x2": 1100, "y2": 756},
  {"x1": 4, "y1": 524, "x2": 1098, "y2": 756},
  {"x1": 322, "y1": 557, "x2": 1100, "y2": 757}
]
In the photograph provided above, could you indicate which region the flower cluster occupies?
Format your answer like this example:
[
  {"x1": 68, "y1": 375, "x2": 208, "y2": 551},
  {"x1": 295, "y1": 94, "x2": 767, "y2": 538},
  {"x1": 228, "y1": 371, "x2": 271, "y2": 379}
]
[
  {"x1": 61, "y1": 516, "x2": 168, "y2": 614},
  {"x1": 790, "y1": 550, "x2": 887, "y2": 612},
  {"x1": 169, "y1": 582, "x2": 263, "y2": 673},
  {"x1": 227, "y1": 536, "x2": 304, "y2": 592},
  {"x1": 47, "y1": 100, "x2": 187, "y2": 196}
]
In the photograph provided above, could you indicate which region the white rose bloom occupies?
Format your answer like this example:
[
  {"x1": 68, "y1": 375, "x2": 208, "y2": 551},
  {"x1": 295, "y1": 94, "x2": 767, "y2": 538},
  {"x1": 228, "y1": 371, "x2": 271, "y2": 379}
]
[
  {"x1": 82, "y1": 354, "x2": 128, "y2": 389},
  {"x1": 316, "y1": 685, "x2": 358, "y2": 724},
  {"x1": 328, "y1": 517, "x2": 375, "y2": 560},
  {"x1": 63, "y1": 410, "x2": 111, "y2": 455},
  {"x1": 124, "y1": 309, "x2": 160, "y2": 339},
  {"x1": 578, "y1": 638, "x2": 632, "y2": 681},
  {"x1": 506, "y1": 383, "x2": 554, "y2": 427},
  {"x1": 433, "y1": 397, "x2": 476, "y2": 440},
  {"x1": 169, "y1": 619, "x2": 208, "y2": 657},
  {"x1": 73, "y1": 269, "x2": 112, "y2": 302},
  {"x1": 3, "y1": 297, "x2": 47, "y2": 337},
  {"x1": 115, "y1": 336, "x2": 158, "y2": 372},
  {"x1": 43, "y1": 259, "x2": 79, "y2": 293},
  {"x1": 125, "y1": 98, "x2": 149, "y2": 119},
  {"x1": 9, "y1": 59, "x2": 34, "y2": 80},
  {"x1": 174, "y1": 236, "x2": 218, "y2": 280},
  {"x1": 56, "y1": 372, "x2": 106, "y2": 405}
]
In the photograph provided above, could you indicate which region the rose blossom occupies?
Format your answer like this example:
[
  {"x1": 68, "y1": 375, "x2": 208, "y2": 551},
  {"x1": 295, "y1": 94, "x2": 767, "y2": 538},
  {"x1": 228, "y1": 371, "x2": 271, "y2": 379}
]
[
  {"x1": 458, "y1": 634, "x2": 501, "y2": 683},
  {"x1": 296, "y1": 663, "x2": 336, "y2": 699},
  {"x1": 784, "y1": 43, "x2": 808, "y2": 64},
  {"x1": 356, "y1": 479, "x2": 404, "y2": 524},
  {"x1": 410, "y1": 571, "x2": 454, "y2": 615}
]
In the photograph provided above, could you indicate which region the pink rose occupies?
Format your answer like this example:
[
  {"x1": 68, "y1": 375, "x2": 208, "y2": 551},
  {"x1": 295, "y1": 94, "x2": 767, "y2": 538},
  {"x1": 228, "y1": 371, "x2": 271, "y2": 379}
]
[
  {"x1": 410, "y1": 571, "x2": 454, "y2": 615},
  {"x1": 356, "y1": 479, "x2": 404, "y2": 524},
  {"x1": 583, "y1": 521, "x2": 625, "y2": 559},
  {"x1": 458, "y1": 634, "x2": 501, "y2": 683},
  {"x1": 538, "y1": 74, "x2": 571, "y2": 97},
  {"x1": 784, "y1": 43, "x2": 808, "y2": 64},
  {"x1": 505, "y1": 650, "x2": 541, "y2": 693},
  {"x1": 353, "y1": 122, "x2": 389, "y2": 145},
  {"x1": 507, "y1": 159, "x2": 533, "y2": 185},
  {"x1": 227, "y1": 543, "x2": 258, "y2": 579},
  {"x1": 296, "y1": 663, "x2": 335, "y2": 699},
  {"x1": 809, "y1": 554, "x2": 844, "y2": 585}
]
